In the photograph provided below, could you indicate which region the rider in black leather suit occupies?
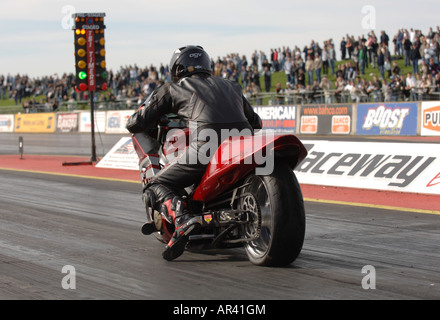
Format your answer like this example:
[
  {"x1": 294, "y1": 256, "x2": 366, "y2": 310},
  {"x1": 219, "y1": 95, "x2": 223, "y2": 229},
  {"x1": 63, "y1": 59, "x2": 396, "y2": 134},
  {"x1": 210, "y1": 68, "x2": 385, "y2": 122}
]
[{"x1": 126, "y1": 45, "x2": 262, "y2": 260}]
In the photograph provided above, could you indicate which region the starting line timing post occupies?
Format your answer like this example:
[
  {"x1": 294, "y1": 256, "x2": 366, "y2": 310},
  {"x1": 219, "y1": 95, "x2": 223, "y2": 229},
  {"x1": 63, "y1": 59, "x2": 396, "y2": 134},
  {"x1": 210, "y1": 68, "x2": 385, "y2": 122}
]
[{"x1": 64, "y1": 12, "x2": 107, "y2": 166}]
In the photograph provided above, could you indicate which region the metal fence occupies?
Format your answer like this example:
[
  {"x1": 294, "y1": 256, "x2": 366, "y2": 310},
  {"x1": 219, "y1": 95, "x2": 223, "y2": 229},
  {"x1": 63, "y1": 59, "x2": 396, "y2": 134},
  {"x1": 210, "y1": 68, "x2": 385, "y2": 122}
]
[{"x1": 1, "y1": 88, "x2": 439, "y2": 115}]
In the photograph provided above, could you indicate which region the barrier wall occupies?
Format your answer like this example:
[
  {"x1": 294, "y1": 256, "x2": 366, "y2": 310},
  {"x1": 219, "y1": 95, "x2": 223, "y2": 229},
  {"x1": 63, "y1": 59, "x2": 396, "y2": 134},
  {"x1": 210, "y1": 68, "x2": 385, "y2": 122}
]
[{"x1": 1, "y1": 101, "x2": 439, "y2": 137}]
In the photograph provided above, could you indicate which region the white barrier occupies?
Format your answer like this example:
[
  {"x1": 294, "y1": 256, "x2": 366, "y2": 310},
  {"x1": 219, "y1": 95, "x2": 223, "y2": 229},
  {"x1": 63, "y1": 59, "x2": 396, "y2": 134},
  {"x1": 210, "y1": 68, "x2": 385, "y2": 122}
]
[
  {"x1": 0, "y1": 114, "x2": 14, "y2": 132},
  {"x1": 96, "y1": 137, "x2": 139, "y2": 170},
  {"x1": 295, "y1": 140, "x2": 440, "y2": 195}
]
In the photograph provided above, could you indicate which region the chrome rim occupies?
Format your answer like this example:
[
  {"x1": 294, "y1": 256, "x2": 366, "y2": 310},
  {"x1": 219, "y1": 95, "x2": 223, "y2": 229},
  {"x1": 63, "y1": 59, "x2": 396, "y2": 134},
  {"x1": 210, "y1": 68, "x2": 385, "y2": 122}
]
[{"x1": 241, "y1": 175, "x2": 272, "y2": 260}]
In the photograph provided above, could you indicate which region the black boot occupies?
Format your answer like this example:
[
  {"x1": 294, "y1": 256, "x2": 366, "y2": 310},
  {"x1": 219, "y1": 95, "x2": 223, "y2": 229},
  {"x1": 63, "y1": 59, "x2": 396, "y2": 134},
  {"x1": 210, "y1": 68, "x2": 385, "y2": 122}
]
[
  {"x1": 162, "y1": 214, "x2": 201, "y2": 261},
  {"x1": 161, "y1": 196, "x2": 201, "y2": 261}
]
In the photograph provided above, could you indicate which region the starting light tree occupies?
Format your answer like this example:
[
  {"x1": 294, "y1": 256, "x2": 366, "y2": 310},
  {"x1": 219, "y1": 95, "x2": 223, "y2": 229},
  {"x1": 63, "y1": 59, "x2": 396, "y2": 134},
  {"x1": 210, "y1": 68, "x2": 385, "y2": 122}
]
[
  {"x1": 72, "y1": 13, "x2": 107, "y2": 92},
  {"x1": 70, "y1": 12, "x2": 107, "y2": 163}
]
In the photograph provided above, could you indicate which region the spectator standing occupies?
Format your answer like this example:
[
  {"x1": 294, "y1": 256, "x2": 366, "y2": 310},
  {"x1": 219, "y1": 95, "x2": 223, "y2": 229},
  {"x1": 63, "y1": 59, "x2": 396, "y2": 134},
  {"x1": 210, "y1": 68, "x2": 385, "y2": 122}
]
[
  {"x1": 377, "y1": 48, "x2": 385, "y2": 79},
  {"x1": 346, "y1": 36, "x2": 353, "y2": 60},
  {"x1": 328, "y1": 43, "x2": 336, "y2": 75},
  {"x1": 359, "y1": 44, "x2": 368, "y2": 75},
  {"x1": 403, "y1": 35, "x2": 412, "y2": 66},
  {"x1": 410, "y1": 43, "x2": 421, "y2": 74},
  {"x1": 380, "y1": 30, "x2": 389, "y2": 47},
  {"x1": 314, "y1": 55, "x2": 323, "y2": 84},
  {"x1": 405, "y1": 72, "x2": 417, "y2": 101},
  {"x1": 340, "y1": 37, "x2": 347, "y2": 60},
  {"x1": 283, "y1": 56, "x2": 293, "y2": 84},
  {"x1": 396, "y1": 28, "x2": 404, "y2": 56},
  {"x1": 305, "y1": 56, "x2": 314, "y2": 85},
  {"x1": 240, "y1": 65, "x2": 248, "y2": 89},
  {"x1": 319, "y1": 75, "x2": 332, "y2": 104},
  {"x1": 321, "y1": 45, "x2": 329, "y2": 75},
  {"x1": 263, "y1": 65, "x2": 272, "y2": 93},
  {"x1": 250, "y1": 68, "x2": 261, "y2": 90}
]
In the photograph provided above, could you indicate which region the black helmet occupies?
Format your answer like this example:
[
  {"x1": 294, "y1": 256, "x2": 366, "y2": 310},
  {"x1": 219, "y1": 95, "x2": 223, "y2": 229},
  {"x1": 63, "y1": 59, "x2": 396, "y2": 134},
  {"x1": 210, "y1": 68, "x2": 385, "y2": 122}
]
[{"x1": 169, "y1": 45, "x2": 211, "y2": 81}]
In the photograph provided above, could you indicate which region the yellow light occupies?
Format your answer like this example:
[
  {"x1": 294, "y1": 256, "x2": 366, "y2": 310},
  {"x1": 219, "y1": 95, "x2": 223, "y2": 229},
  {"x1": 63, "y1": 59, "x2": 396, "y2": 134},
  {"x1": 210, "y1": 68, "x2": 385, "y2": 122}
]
[
  {"x1": 78, "y1": 60, "x2": 87, "y2": 69},
  {"x1": 99, "y1": 38, "x2": 105, "y2": 46},
  {"x1": 80, "y1": 29, "x2": 86, "y2": 35},
  {"x1": 77, "y1": 37, "x2": 86, "y2": 46},
  {"x1": 75, "y1": 29, "x2": 81, "y2": 35},
  {"x1": 99, "y1": 49, "x2": 105, "y2": 57},
  {"x1": 100, "y1": 60, "x2": 106, "y2": 68},
  {"x1": 77, "y1": 49, "x2": 86, "y2": 57}
]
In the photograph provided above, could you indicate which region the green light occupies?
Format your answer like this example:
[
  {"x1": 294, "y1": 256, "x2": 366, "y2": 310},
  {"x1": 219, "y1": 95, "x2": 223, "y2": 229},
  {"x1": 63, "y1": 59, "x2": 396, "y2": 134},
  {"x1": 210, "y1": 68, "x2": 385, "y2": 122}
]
[
  {"x1": 78, "y1": 71, "x2": 87, "y2": 80},
  {"x1": 102, "y1": 71, "x2": 108, "y2": 79}
]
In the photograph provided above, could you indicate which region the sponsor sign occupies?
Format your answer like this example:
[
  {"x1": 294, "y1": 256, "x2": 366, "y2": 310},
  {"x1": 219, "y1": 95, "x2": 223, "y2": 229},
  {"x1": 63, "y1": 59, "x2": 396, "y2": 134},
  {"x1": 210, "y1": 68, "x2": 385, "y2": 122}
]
[
  {"x1": 14, "y1": 113, "x2": 56, "y2": 133},
  {"x1": 56, "y1": 113, "x2": 79, "y2": 132},
  {"x1": 0, "y1": 114, "x2": 14, "y2": 132},
  {"x1": 295, "y1": 140, "x2": 440, "y2": 195},
  {"x1": 356, "y1": 103, "x2": 418, "y2": 135},
  {"x1": 332, "y1": 115, "x2": 351, "y2": 134},
  {"x1": 253, "y1": 106, "x2": 296, "y2": 132},
  {"x1": 79, "y1": 111, "x2": 106, "y2": 133},
  {"x1": 300, "y1": 104, "x2": 352, "y2": 135},
  {"x1": 106, "y1": 110, "x2": 135, "y2": 134},
  {"x1": 421, "y1": 101, "x2": 440, "y2": 136},
  {"x1": 96, "y1": 137, "x2": 139, "y2": 170},
  {"x1": 300, "y1": 116, "x2": 317, "y2": 134}
]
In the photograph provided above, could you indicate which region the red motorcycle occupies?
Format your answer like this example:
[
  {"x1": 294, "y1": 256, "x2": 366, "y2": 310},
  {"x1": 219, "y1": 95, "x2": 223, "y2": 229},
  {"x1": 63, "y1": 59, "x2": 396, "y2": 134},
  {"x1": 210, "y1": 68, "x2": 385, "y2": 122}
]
[{"x1": 132, "y1": 116, "x2": 307, "y2": 266}]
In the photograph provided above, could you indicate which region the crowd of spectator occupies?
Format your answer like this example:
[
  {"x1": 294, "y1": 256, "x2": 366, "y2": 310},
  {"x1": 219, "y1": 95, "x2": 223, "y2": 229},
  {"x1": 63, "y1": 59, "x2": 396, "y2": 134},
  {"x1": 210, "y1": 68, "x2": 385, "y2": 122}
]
[{"x1": 1, "y1": 25, "x2": 440, "y2": 112}]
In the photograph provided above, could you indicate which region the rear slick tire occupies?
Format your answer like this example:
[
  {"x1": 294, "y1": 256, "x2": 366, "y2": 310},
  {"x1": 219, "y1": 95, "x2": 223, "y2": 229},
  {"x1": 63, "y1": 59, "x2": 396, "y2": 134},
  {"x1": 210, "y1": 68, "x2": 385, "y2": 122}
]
[{"x1": 241, "y1": 163, "x2": 305, "y2": 267}]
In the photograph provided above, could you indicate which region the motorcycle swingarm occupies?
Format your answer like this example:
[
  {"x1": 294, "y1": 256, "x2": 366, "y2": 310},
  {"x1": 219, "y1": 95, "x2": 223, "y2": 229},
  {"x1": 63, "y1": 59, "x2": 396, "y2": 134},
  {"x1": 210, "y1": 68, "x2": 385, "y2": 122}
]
[{"x1": 189, "y1": 209, "x2": 258, "y2": 246}]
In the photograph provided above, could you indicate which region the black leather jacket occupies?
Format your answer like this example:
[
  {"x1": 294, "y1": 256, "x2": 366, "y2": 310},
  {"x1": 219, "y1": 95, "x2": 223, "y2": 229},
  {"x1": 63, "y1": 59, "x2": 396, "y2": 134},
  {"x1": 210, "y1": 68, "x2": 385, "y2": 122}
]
[{"x1": 126, "y1": 74, "x2": 262, "y2": 134}]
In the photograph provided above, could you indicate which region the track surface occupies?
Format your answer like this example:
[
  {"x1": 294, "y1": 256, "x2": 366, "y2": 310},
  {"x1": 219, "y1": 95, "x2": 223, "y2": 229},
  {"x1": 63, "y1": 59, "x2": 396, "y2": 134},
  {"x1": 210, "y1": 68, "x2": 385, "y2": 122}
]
[{"x1": 1, "y1": 133, "x2": 440, "y2": 300}]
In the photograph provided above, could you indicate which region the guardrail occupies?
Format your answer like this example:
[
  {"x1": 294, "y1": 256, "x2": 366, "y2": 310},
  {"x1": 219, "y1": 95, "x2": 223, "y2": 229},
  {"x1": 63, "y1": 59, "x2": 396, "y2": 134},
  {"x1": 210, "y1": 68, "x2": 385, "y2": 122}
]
[{"x1": 2, "y1": 87, "x2": 439, "y2": 115}]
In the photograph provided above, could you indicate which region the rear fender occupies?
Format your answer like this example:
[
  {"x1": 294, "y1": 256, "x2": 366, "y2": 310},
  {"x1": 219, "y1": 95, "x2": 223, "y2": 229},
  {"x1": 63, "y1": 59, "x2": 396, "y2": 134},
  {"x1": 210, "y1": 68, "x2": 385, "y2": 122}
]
[{"x1": 192, "y1": 134, "x2": 307, "y2": 202}]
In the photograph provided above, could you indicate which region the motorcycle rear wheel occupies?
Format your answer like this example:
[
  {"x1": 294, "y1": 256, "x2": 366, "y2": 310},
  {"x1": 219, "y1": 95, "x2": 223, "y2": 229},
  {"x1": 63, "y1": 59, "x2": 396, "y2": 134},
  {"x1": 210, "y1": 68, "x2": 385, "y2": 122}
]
[{"x1": 241, "y1": 162, "x2": 305, "y2": 267}]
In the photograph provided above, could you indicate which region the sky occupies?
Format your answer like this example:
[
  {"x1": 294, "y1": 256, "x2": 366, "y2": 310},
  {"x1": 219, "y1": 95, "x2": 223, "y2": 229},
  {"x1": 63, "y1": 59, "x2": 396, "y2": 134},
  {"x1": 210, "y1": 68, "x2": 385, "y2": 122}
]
[{"x1": 0, "y1": 0, "x2": 439, "y2": 79}]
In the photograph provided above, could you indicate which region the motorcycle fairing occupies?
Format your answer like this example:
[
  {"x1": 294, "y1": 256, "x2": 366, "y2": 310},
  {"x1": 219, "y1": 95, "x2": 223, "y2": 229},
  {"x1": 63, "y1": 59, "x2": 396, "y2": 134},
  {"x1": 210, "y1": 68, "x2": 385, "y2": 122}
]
[{"x1": 192, "y1": 134, "x2": 307, "y2": 202}]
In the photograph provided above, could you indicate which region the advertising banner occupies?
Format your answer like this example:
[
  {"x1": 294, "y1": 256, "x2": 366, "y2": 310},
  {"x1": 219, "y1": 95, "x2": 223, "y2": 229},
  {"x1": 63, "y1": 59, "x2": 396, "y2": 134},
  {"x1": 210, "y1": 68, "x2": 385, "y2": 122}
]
[
  {"x1": 295, "y1": 140, "x2": 440, "y2": 195},
  {"x1": 79, "y1": 111, "x2": 106, "y2": 133},
  {"x1": 356, "y1": 102, "x2": 418, "y2": 135},
  {"x1": 14, "y1": 113, "x2": 56, "y2": 133},
  {"x1": 0, "y1": 114, "x2": 14, "y2": 132},
  {"x1": 96, "y1": 137, "x2": 139, "y2": 170},
  {"x1": 421, "y1": 101, "x2": 440, "y2": 136},
  {"x1": 105, "y1": 110, "x2": 134, "y2": 134},
  {"x1": 299, "y1": 104, "x2": 352, "y2": 134},
  {"x1": 56, "y1": 113, "x2": 79, "y2": 132},
  {"x1": 253, "y1": 106, "x2": 296, "y2": 132}
]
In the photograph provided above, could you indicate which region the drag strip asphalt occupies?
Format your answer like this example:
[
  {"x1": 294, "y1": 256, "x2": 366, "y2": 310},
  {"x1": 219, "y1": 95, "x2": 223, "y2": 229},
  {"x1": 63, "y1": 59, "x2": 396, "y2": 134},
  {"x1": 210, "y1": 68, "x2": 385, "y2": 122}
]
[{"x1": 1, "y1": 168, "x2": 439, "y2": 300}]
